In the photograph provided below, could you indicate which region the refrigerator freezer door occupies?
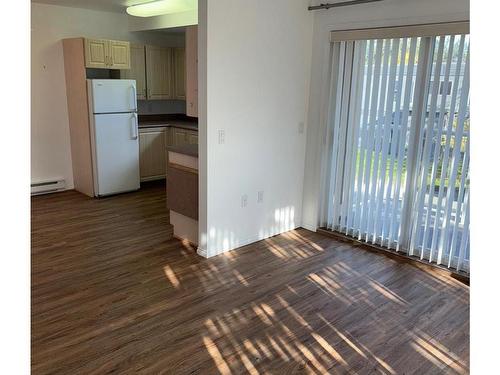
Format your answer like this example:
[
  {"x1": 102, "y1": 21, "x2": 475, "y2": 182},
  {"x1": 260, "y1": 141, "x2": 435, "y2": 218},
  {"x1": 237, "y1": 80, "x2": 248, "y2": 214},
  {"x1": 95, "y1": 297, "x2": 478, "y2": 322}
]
[
  {"x1": 93, "y1": 113, "x2": 140, "y2": 196},
  {"x1": 89, "y1": 79, "x2": 137, "y2": 114}
]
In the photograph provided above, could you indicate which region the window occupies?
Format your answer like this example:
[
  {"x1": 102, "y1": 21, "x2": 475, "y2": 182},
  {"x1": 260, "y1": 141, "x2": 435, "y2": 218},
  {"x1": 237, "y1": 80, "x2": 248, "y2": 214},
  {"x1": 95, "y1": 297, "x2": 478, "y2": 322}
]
[{"x1": 321, "y1": 23, "x2": 470, "y2": 273}]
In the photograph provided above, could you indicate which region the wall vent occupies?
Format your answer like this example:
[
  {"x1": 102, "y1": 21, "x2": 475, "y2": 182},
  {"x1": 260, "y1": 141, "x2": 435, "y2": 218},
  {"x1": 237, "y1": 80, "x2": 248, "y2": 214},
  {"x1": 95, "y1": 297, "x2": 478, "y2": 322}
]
[{"x1": 31, "y1": 179, "x2": 66, "y2": 195}]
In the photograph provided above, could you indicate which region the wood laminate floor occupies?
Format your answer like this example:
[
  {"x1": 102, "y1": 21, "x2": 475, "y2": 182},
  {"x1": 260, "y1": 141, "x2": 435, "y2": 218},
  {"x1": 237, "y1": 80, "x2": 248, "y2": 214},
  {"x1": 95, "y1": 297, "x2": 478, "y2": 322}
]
[{"x1": 32, "y1": 181, "x2": 469, "y2": 374}]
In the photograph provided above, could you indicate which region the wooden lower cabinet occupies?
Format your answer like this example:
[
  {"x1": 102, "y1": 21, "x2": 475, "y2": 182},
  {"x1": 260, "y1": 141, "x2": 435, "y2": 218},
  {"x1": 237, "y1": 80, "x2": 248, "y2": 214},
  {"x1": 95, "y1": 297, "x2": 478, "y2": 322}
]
[
  {"x1": 171, "y1": 127, "x2": 198, "y2": 146},
  {"x1": 139, "y1": 127, "x2": 198, "y2": 182},
  {"x1": 172, "y1": 128, "x2": 188, "y2": 146},
  {"x1": 139, "y1": 127, "x2": 167, "y2": 182},
  {"x1": 187, "y1": 132, "x2": 198, "y2": 145}
]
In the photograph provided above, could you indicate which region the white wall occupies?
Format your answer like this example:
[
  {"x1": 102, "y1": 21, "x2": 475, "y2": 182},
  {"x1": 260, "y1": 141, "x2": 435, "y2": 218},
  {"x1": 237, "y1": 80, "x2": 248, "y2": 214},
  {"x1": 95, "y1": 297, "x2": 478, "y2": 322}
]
[
  {"x1": 31, "y1": 3, "x2": 184, "y2": 187},
  {"x1": 198, "y1": 0, "x2": 313, "y2": 257},
  {"x1": 301, "y1": 0, "x2": 470, "y2": 231}
]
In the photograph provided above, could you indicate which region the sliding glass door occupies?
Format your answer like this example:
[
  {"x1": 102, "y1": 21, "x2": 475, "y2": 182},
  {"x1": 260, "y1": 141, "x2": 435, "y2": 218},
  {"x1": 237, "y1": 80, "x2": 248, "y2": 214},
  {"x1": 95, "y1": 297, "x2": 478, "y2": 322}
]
[{"x1": 321, "y1": 26, "x2": 470, "y2": 273}]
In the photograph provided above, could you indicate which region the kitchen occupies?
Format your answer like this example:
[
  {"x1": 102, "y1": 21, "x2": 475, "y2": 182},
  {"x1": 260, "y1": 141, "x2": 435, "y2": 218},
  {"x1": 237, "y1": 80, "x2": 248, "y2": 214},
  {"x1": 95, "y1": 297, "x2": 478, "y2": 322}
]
[{"x1": 62, "y1": 25, "x2": 199, "y2": 245}]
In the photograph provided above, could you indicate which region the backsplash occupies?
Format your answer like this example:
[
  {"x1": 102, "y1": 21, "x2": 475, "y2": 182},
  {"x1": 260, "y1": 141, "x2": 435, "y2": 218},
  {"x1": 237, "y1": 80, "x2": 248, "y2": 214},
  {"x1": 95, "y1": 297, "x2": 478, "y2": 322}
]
[{"x1": 138, "y1": 100, "x2": 186, "y2": 115}]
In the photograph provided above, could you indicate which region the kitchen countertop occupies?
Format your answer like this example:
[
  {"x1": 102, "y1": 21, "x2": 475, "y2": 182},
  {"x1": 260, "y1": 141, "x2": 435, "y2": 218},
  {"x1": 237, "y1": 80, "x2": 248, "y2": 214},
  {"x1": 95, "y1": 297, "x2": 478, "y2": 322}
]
[
  {"x1": 167, "y1": 144, "x2": 198, "y2": 158},
  {"x1": 138, "y1": 114, "x2": 198, "y2": 131}
]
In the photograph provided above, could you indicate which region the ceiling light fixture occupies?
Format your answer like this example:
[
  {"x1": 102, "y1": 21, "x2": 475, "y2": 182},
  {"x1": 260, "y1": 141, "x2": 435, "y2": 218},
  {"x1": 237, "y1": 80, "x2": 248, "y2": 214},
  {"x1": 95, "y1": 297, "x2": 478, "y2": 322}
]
[{"x1": 126, "y1": 0, "x2": 197, "y2": 17}]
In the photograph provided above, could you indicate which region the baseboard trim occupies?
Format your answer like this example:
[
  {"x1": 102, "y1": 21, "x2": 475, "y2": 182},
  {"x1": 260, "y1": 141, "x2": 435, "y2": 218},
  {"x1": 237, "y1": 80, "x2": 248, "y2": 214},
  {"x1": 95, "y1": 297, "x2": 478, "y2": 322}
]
[
  {"x1": 300, "y1": 222, "x2": 318, "y2": 232},
  {"x1": 197, "y1": 247, "x2": 208, "y2": 258},
  {"x1": 203, "y1": 226, "x2": 302, "y2": 258},
  {"x1": 140, "y1": 176, "x2": 166, "y2": 183}
]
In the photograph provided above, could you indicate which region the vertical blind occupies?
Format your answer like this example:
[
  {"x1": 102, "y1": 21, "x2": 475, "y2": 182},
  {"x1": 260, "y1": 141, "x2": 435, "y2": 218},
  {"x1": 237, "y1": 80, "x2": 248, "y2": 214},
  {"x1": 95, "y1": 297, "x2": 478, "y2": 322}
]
[{"x1": 321, "y1": 24, "x2": 470, "y2": 273}]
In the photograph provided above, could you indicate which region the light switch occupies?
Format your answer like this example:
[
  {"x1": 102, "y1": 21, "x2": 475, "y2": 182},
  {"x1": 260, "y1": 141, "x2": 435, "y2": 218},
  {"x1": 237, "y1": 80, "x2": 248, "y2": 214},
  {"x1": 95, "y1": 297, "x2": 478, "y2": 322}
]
[
  {"x1": 218, "y1": 129, "x2": 225, "y2": 144},
  {"x1": 298, "y1": 121, "x2": 305, "y2": 134},
  {"x1": 257, "y1": 191, "x2": 264, "y2": 203}
]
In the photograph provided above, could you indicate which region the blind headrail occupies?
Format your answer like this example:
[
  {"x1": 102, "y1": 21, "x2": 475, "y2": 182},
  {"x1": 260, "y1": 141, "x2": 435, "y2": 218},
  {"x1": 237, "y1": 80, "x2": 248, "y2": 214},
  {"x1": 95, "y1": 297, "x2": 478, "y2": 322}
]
[{"x1": 330, "y1": 21, "x2": 469, "y2": 42}]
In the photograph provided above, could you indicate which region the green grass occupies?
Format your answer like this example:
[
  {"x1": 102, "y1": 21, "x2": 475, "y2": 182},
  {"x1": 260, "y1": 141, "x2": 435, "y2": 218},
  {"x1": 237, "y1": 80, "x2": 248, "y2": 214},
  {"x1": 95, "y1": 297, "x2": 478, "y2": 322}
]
[{"x1": 352, "y1": 148, "x2": 465, "y2": 190}]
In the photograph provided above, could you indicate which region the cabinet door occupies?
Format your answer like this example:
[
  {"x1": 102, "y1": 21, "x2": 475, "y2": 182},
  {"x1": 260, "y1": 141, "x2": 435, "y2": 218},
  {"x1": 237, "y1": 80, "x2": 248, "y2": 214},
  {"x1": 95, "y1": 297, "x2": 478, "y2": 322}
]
[
  {"x1": 185, "y1": 26, "x2": 198, "y2": 116},
  {"x1": 139, "y1": 128, "x2": 167, "y2": 181},
  {"x1": 172, "y1": 128, "x2": 187, "y2": 146},
  {"x1": 109, "y1": 40, "x2": 130, "y2": 69},
  {"x1": 146, "y1": 46, "x2": 173, "y2": 100},
  {"x1": 121, "y1": 44, "x2": 146, "y2": 99},
  {"x1": 187, "y1": 131, "x2": 198, "y2": 145},
  {"x1": 84, "y1": 38, "x2": 108, "y2": 68},
  {"x1": 173, "y1": 47, "x2": 186, "y2": 100}
]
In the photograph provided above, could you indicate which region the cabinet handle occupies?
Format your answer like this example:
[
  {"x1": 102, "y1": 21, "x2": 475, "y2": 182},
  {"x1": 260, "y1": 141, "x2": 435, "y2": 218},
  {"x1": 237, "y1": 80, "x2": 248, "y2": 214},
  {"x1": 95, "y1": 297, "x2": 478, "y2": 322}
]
[{"x1": 110, "y1": 54, "x2": 113, "y2": 66}]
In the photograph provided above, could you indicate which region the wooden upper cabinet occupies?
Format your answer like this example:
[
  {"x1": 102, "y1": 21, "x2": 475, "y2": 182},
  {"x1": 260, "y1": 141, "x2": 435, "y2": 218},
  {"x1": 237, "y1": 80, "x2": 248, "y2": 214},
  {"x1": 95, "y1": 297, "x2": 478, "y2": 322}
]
[
  {"x1": 82, "y1": 38, "x2": 186, "y2": 101},
  {"x1": 84, "y1": 38, "x2": 130, "y2": 69},
  {"x1": 84, "y1": 38, "x2": 108, "y2": 68},
  {"x1": 146, "y1": 46, "x2": 173, "y2": 100},
  {"x1": 121, "y1": 44, "x2": 146, "y2": 99},
  {"x1": 185, "y1": 26, "x2": 198, "y2": 117},
  {"x1": 173, "y1": 47, "x2": 186, "y2": 100},
  {"x1": 108, "y1": 40, "x2": 130, "y2": 69},
  {"x1": 120, "y1": 44, "x2": 185, "y2": 101}
]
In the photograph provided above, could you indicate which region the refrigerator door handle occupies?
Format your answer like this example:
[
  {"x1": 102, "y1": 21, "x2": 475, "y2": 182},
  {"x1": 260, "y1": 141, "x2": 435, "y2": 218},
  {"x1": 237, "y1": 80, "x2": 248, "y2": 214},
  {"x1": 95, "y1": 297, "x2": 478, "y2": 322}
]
[
  {"x1": 131, "y1": 85, "x2": 137, "y2": 111},
  {"x1": 131, "y1": 114, "x2": 138, "y2": 140}
]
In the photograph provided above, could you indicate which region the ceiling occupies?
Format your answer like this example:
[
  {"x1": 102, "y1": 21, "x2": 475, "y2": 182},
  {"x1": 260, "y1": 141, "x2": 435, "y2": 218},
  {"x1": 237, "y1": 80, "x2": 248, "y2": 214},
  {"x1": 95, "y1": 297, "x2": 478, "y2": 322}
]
[{"x1": 31, "y1": 0, "x2": 154, "y2": 14}]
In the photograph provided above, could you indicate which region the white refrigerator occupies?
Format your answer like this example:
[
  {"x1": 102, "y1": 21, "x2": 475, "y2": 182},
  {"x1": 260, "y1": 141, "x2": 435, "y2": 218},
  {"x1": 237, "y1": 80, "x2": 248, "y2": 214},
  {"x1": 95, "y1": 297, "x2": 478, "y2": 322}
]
[{"x1": 87, "y1": 79, "x2": 140, "y2": 197}]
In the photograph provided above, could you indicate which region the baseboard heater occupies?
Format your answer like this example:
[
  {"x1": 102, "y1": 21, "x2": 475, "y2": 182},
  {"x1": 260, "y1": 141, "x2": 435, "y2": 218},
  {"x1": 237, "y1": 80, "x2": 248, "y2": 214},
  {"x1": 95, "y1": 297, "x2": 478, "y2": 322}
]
[{"x1": 31, "y1": 179, "x2": 66, "y2": 195}]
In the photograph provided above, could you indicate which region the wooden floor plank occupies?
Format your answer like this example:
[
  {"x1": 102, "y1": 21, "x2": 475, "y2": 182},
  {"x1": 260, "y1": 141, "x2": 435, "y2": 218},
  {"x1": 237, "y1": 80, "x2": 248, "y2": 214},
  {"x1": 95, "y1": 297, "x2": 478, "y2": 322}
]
[{"x1": 32, "y1": 181, "x2": 469, "y2": 374}]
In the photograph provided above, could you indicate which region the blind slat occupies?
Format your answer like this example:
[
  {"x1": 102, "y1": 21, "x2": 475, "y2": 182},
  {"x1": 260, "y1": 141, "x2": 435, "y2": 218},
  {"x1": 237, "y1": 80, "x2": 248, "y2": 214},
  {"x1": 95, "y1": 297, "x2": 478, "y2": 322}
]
[
  {"x1": 448, "y1": 149, "x2": 469, "y2": 267},
  {"x1": 409, "y1": 36, "x2": 445, "y2": 260},
  {"x1": 354, "y1": 40, "x2": 375, "y2": 238},
  {"x1": 366, "y1": 39, "x2": 392, "y2": 241},
  {"x1": 359, "y1": 40, "x2": 384, "y2": 239},
  {"x1": 387, "y1": 37, "x2": 418, "y2": 249},
  {"x1": 382, "y1": 38, "x2": 408, "y2": 244},
  {"x1": 332, "y1": 42, "x2": 355, "y2": 229},
  {"x1": 421, "y1": 35, "x2": 456, "y2": 261},
  {"x1": 373, "y1": 38, "x2": 400, "y2": 242},
  {"x1": 437, "y1": 51, "x2": 470, "y2": 260},
  {"x1": 326, "y1": 42, "x2": 346, "y2": 228},
  {"x1": 457, "y1": 186, "x2": 470, "y2": 271},
  {"x1": 430, "y1": 35, "x2": 467, "y2": 252},
  {"x1": 344, "y1": 41, "x2": 367, "y2": 234}
]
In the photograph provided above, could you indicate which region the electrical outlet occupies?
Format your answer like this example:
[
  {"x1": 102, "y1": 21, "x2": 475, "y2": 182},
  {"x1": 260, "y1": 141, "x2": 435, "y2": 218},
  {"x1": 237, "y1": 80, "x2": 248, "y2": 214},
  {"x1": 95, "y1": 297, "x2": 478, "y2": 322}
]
[
  {"x1": 257, "y1": 191, "x2": 264, "y2": 203},
  {"x1": 241, "y1": 194, "x2": 248, "y2": 208},
  {"x1": 218, "y1": 129, "x2": 225, "y2": 144},
  {"x1": 298, "y1": 121, "x2": 305, "y2": 134}
]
